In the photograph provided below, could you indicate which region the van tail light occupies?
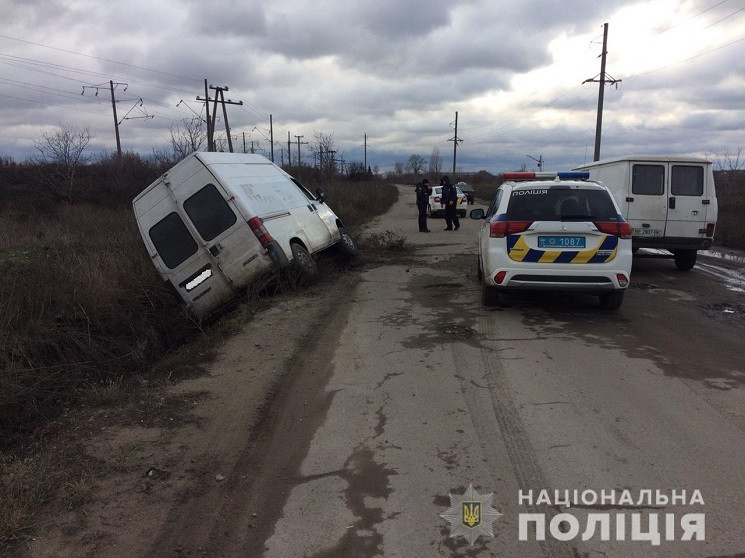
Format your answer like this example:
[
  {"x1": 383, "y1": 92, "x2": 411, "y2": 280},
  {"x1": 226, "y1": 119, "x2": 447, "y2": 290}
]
[
  {"x1": 247, "y1": 217, "x2": 274, "y2": 246},
  {"x1": 594, "y1": 221, "x2": 632, "y2": 239},
  {"x1": 489, "y1": 216, "x2": 531, "y2": 238},
  {"x1": 705, "y1": 223, "x2": 716, "y2": 237}
]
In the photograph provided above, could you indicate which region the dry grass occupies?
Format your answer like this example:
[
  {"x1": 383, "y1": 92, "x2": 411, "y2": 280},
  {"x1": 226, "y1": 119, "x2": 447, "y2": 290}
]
[{"x1": 0, "y1": 175, "x2": 399, "y2": 551}]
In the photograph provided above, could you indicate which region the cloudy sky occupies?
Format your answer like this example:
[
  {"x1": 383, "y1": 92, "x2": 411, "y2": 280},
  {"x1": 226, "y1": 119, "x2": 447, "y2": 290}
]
[{"x1": 1, "y1": 0, "x2": 744, "y2": 173}]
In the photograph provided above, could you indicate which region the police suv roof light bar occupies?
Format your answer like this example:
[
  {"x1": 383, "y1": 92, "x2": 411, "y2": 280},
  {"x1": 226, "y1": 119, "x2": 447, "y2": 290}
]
[{"x1": 503, "y1": 171, "x2": 590, "y2": 181}]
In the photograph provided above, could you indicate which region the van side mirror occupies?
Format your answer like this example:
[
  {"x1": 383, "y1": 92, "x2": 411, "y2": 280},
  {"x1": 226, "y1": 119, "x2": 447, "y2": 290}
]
[
  {"x1": 470, "y1": 208, "x2": 486, "y2": 220},
  {"x1": 315, "y1": 188, "x2": 327, "y2": 204}
]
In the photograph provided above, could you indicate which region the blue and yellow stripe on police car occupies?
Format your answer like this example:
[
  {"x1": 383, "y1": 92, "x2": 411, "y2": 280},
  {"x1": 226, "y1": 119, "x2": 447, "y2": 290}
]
[{"x1": 506, "y1": 235, "x2": 618, "y2": 264}]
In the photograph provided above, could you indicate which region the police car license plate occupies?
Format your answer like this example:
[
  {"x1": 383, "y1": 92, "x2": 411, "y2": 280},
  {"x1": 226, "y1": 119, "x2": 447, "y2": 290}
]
[{"x1": 538, "y1": 236, "x2": 586, "y2": 249}]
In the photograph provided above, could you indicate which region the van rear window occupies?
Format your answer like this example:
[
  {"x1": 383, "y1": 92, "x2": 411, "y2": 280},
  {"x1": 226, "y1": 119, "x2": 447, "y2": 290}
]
[
  {"x1": 183, "y1": 184, "x2": 237, "y2": 241},
  {"x1": 632, "y1": 164, "x2": 665, "y2": 195},
  {"x1": 671, "y1": 166, "x2": 704, "y2": 196},
  {"x1": 149, "y1": 212, "x2": 198, "y2": 270}
]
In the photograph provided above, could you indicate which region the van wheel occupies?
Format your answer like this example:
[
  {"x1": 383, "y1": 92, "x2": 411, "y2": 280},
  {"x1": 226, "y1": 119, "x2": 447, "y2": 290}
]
[
  {"x1": 336, "y1": 226, "x2": 358, "y2": 260},
  {"x1": 673, "y1": 249, "x2": 697, "y2": 271},
  {"x1": 289, "y1": 243, "x2": 317, "y2": 287},
  {"x1": 599, "y1": 290, "x2": 624, "y2": 311}
]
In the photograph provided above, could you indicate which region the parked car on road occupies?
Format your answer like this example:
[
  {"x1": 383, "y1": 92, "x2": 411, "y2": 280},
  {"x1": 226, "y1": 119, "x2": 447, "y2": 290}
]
[
  {"x1": 456, "y1": 181, "x2": 475, "y2": 204},
  {"x1": 133, "y1": 153, "x2": 357, "y2": 320},
  {"x1": 427, "y1": 185, "x2": 468, "y2": 218},
  {"x1": 470, "y1": 171, "x2": 632, "y2": 310}
]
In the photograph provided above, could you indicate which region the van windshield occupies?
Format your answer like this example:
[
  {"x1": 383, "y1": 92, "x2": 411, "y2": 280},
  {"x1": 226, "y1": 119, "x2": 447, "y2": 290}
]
[{"x1": 506, "y1": 188, "x2": 619, "y2": 221}]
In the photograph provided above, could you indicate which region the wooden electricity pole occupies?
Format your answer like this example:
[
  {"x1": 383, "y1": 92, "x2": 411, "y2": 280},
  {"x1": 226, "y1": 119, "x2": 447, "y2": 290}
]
[
  {"x1": 197, "y1": 82, "x2": 243, "y2": 152},
  {"x1": 584, "y1": 23, "x2": 620, "y2": 162},
  {"x1": 448, "y1": 111, "x2": 462, "y2": 175}
]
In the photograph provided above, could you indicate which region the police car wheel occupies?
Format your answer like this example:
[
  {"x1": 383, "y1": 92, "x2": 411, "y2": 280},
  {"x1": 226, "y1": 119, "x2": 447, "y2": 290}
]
[
  {"x1": 599, "y1": 290, "x2": 624, "y2": 311},
  {"x1": 481, "y1": 281, "x2": 499, "y2": 307},
  {"x1": 289, "y1": 243, "x2": 317, "y2": 287}
]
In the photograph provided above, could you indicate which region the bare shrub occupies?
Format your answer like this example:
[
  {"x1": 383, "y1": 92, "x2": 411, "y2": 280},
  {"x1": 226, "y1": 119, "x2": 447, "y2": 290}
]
[{"x1": 31, "y1": 125, "x2": 93, "y2": 202}]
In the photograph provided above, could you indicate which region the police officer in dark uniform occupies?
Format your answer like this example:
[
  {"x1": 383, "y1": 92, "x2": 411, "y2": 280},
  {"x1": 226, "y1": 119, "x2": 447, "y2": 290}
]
[
  {"x1": 415, "y1": 178, "x2": 432, "y2": 232},
  {"x1": 440, "y1": 175, "x2": 459, "y2": 230}
]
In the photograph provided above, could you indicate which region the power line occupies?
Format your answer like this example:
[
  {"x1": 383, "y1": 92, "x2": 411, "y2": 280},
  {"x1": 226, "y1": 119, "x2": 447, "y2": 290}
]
[
  {"x1": 625, "y1": 33, "x2": 745, "y2": 81},
  {"x1": 0, "y1": 33, "x2": 201, "y2": 83}
]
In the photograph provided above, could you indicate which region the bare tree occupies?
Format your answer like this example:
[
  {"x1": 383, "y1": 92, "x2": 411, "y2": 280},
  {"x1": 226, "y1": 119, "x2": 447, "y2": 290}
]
[
  {"x1": 713, "y1": 146, "x2": 744, "y2": 189},
  {"x1": 32, "y1": 124, "x2": 93, "y2": 201},
  {"x1": 313, "y1": 131, "x2": 338, "y2": 176},
  {"x1": 406, "y1": 154, "x2": 426, "y2": 175},
  {"x1": 429, "y1": 146, "x2": 442, "y2": 175},
  {"x1": 170, "y1": 117, "x2": 206, "y2": 161},
  {"x1": 394, "y1": 161, "x2": 405, "y2": 174}
]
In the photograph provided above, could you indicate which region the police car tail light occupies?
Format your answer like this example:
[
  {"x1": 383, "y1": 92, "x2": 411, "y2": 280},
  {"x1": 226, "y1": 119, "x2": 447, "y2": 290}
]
[
  {"x1": 490, "y1": 216, "x2": 531, "y2": 238},
  {"x1": 434, "y1": 196, "x2": 441, "y2": 202},
  {"x1": 494, "y1": 271, "x2": 507, "y2": 284},
  {"x1": 617, "y1": 274, "x2": 629, "y2": 288},
  {"x1": 594, "y1": 221, "x2": 632, "y2": 239},
  {"x1": 248, "y1": 216, "x2": 274, "y2": 246}
]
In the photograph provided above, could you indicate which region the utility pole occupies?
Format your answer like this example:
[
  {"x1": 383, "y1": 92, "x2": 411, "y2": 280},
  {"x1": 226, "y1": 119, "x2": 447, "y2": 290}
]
[
  {"x1": 363, "y1": 134, "x2": 368, "y2": 172},
  {"x1": 203, "y1": 80, "x2": 212, "y2": 151},
  {"x1": 109, "y1": 80, "x2": 122, "y2": 159},
  {"x1": 584, "y1": 23, "x2": 621, "y2": 162},
  {"x1": 448, "y1": 111, "x2": 462, "y2": 176},
  {"x1": 287, "y1": 132, "x2": 292, "y2": 168},
  {"x1": 527, "y1": 154, "x2": 543, "y2": 171},
  {"x1": 197, "y1": 83, "x2": 243, "y2": 152},
  {"x1": 294, "y1": 134, "x2": 308, "y2": 169},
  {"x1": 270, "y1": 115, "x2": 274, "y2": 162}
]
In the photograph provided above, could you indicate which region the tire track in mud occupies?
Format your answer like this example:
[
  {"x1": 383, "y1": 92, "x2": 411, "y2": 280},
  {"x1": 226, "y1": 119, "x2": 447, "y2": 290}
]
[{"x1": 145, "y1": 279, "x2": 358, "y2": 558}]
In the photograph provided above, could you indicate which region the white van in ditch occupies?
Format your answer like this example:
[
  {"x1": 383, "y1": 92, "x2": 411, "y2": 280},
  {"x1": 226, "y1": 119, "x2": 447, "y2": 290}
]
[
  {"x1": 574, "y1": 156, "x2": 717, "y2": 270},
  {"x1": 133, "y1": 152, "x2": 357, "y2": 319}
]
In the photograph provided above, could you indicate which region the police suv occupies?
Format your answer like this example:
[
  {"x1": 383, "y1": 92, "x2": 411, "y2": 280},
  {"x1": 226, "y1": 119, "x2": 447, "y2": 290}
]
[{"x1": 470, "y1": 172, "x2": 632, "y2": 310}]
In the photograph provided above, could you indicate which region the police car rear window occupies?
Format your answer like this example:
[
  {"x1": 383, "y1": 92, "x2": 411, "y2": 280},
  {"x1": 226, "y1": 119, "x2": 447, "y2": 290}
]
[{"x1": 506, "y1": 188, "x2": 618, "y2": 221}]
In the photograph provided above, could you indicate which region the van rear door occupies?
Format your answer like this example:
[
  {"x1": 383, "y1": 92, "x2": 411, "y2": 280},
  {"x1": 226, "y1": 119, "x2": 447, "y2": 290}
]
[
  {"x1": 665, "y1": 163, "x2": 708, "y2": 238},
  {"x1": 138, "y1": 180, "x2": 237, "y2": 318},
  {"x1": 628, "y1": 163, "x2": 668, "y2": 238},
  {"x1": 177, "y1": 170, "x2": 272, "y2": 292}
]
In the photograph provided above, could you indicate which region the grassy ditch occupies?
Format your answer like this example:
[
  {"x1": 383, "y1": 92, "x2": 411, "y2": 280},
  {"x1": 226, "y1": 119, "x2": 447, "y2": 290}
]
[{"x1": 0, "y1": 177, "x2": 397, "y2": 550}]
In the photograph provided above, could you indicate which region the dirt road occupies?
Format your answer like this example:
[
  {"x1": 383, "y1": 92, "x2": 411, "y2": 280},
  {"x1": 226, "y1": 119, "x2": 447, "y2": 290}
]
[{"x1": 30, "y1": 185, "x2": 745, "y2": 557}]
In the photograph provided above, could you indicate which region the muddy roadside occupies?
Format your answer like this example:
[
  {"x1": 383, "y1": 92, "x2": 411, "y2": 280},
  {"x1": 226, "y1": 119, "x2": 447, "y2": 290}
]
[{"x1": 10, "y1": 231, "x2": 407, "y2": 558}]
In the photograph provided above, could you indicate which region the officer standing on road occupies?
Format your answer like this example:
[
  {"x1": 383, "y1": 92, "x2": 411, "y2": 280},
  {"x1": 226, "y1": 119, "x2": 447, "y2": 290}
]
[
  {"x1": 440, "y1": 175, "x2": 459, "y2": 231},
  {"x1": 415, "y1": 178, "x2": 432, "y2": 232}
]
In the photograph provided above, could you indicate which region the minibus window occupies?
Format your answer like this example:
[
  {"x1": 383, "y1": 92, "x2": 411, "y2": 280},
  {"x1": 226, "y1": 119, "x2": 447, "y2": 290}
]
[
  {"x1": 632, "y1": 164, "x2": 665, "y2": 195},
  {"x1": 184, "y1": 184, "x2": 238, "y2": 241},
  {"x1": 671, "y1": 166, "x2": 704, "y2": 196},
  {"x1": 149, "y1": 212, "x2": 198, "y2": 269}
]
